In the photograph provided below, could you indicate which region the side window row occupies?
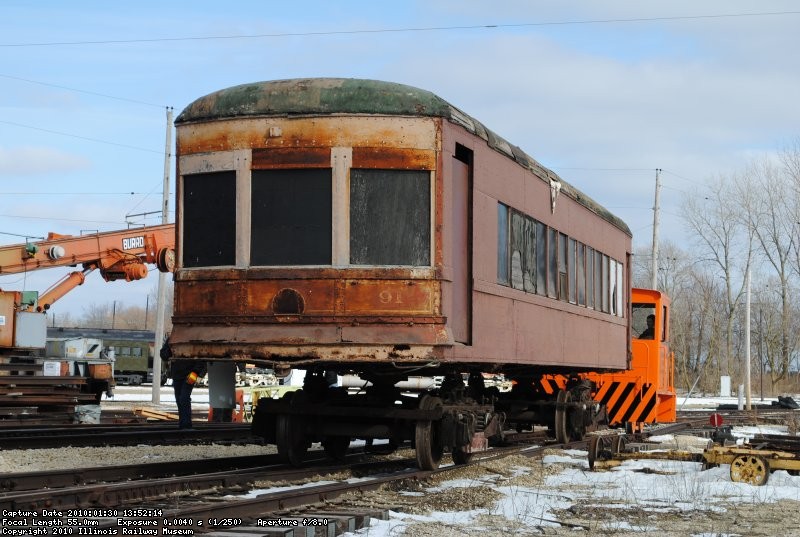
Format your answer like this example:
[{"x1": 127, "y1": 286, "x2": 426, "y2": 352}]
[{"x1": 497, "y1": 203, "x2": 624, "y2": 317}]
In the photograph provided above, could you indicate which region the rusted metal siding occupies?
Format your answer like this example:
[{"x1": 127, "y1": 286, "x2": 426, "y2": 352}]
[
  {"x1": 177, "y1": 117, "x2": 438, "y2": 157},
  {"x1": 351, "y1": 147, "x2": 435, "y2": 170},
  {"x1": 252, "y1": 147, "x2": 331, "y2": 169},
  {"x1": 174, "y1": 276, "x2": 438, "y2": 319}
]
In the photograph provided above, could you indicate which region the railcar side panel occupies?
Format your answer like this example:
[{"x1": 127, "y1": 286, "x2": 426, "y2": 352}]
[{"x1": 439, "y1": 123, "x2": 629, "y2": 371}]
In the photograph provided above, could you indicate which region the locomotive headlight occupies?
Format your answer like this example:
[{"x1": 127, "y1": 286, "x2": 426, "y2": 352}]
[{"x1": 47, "y1": 245, "x2": 66, "y2": 260}]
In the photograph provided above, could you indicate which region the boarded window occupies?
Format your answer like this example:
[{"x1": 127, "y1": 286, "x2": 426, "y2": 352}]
[
  {"x1": 251, "y1": 169, "x2": 332, "y2": 265},
  {"x1": 497, "y1": 204, "x2": 509, "y2": 284},
  {"x1": 183, "y1": 172, "x2": 236, "y2": 267},
  {"x1": 350, "y1": 169, "x2": 430, "y2": 266}
]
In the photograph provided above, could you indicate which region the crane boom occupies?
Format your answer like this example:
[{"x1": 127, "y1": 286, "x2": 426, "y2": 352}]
[{"x1": 0, "y1": 223, "x2": 175, "y2": 276}]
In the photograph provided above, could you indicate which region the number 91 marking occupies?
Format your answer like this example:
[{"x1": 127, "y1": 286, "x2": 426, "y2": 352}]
[{"x1": 378, "y1": 290, "x2": 403, "y2": 304}]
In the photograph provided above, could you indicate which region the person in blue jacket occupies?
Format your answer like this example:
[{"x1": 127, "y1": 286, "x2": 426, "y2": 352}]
[{"x1": 161, "y1": 342, "x2": 207, "y2": 429}]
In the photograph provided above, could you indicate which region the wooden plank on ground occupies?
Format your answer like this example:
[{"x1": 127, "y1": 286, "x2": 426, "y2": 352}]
[{"x1": 133, "y1": 407, "x2": 178, "y2": 420}]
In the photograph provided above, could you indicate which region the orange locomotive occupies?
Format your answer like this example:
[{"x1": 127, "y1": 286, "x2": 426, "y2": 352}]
[{"x1": 542, "y1": 287, "x2": 676, "y2": 439}]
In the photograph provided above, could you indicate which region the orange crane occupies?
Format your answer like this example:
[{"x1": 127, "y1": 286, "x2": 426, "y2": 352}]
[{"x1": 0, "y1": 224, "x2": 175, "y2": 418}]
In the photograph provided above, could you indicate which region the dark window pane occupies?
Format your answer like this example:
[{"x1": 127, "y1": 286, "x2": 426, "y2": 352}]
[
  {"x1": 610, "y1": 259, "x2": 618, "y2": 315},
  {"x1": 558, "y1": 233, "x2": 568, "y2": 302},
  {"x1": 535, "y1": 221, "x2": 547, "y2": 295},
  {"x1": 350, "y1": 169, "x2": 430, "y2": 266},
  {"x1": 510, "y1": 211, "x2": 528, "y2": 291},
  {"x1": 183, "y1": 172, "x2": 236, "y2": 267},
  {"x1": 523, "y1": 217, "x2": 535, "y2": 293},
  {"x1": 547, "y1": 228, "x2": 558, "y2": 298},
  {"x1": 251, "y1": 169, "x2": 332, "y2": 265},
  {"x1": 577, "y1": 243, "x2": 586, "y2": 306},
  {"x1": 586, "y1": 247, "x2": 594, "y2": 309},
  {"x1": 601, "y1": 254, "x2": 610, "y2": 313},
  {"x1": 568, "y1": 238, "x2": 576, "y2": 304},
  {"x1": 497, "y1": 203, "x2": 509, "y2": 284},
  {"x1": 595, "y1": 250, "x2": 603, "y2": 310}
]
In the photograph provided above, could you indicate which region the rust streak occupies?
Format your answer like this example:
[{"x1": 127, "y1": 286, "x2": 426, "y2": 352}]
[
  {"x1": 352, "y1": 147, "x2": 435, "y2": 170},
  {"x1": 252, "y1": 147, "x2": 331, "y2": 169}
]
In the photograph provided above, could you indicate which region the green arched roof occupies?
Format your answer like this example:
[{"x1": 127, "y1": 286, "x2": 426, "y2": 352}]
[{"x1": 176, "y1": 78, "x2": 630, "y2": 236}]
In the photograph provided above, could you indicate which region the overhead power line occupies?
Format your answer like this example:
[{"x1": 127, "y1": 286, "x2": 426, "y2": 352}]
[
  {"x1": 0, "y1": 120, "x2": 163, "y2": 154},
  {"x1": 2, "y1": 11, "x2": 799, "y2": 47},
  {"x1": 0, "y1": 192, "x2": 145, "y2": 195},
  {"x1": 0, "y1": 74, "x2": 166, "y2": 108}
]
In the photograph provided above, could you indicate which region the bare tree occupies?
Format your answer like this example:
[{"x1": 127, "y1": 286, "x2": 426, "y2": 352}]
[
  {"x1": 681, "y1": 176, "x2": 753, "y2": 378},
  {"x1": 737, "y1": 161, "x2": 796, "y2": 385}
]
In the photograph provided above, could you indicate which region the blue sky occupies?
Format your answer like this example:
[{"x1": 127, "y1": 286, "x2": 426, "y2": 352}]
[{"x1": 2, "y1": 1, "x2": 799, "y2": 316}]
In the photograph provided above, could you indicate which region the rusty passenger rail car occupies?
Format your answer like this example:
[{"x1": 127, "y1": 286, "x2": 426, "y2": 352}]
[{"x1": 170, "y1": 78, "x2": 635, "y2": 469}]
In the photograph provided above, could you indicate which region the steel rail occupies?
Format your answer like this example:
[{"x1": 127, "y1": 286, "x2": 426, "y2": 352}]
[{"x1": 0, "y1": 423, "x2": 258, "y2": 449}]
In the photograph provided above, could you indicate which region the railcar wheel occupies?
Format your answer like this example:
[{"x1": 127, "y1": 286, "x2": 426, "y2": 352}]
[
  {"x1": 588, "y1": 436, "x2": 601, "y2": 470},
  {"x1": 611, "y1": 434, "x2": 627, "y2": 455},
  {"x1": 587, "y1": 435, "x2": 615, "y2": 470},
  {"x1": 415, "y1": 395, "x2": 444, "y2": 470},
  {"x1": 452, "y1": 446, "x2": 473, "y2": 465},
  {"x1": 276, "y1": 392, "x2": 309, "y2": 466},
  {"x1": 322, "y1": 436, "x2": 350, "y2": 461},
  {"x1": 554, "y1": 390, "x2": 570, "y2": 444},
  {"x1": 730, "y1": 454, "x2": 770, "y2": 486}
]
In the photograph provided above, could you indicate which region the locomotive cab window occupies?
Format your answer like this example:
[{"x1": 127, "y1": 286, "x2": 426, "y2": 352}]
[
  {"x1": 350, "y1": 169, "x2": 430, "y2": 266},
  {"x1": 633, "y1": 303, "x2": 656, "y2": 340}
]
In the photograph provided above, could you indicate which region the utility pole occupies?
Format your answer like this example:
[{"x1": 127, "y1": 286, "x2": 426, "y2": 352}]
[
  {"x1": 153, "y1": 107, "x2": 173, "y2": 403},
  {"x1": 650, "y1": 168, "x2": 662, "y2": 290},
  {"x1": 745, "y1": 267, "x2": 752, "y2": 410}
]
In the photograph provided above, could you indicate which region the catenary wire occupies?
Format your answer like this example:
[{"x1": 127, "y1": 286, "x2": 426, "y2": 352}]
[{"x1": 2, "y1": 11, "x2": 799, "y2": 47}]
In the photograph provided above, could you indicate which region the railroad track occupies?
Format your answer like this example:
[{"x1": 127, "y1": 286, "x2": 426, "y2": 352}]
[
  {"x1": 6, "y1": 409, "x2": 788, "y2": 535},
  {"x1": 0, "y1": 422, "x2": 260, "y2": 450},
  {"x1": 0, "y1": 438, "x2": 580, "y2": 536},
  {"x1": 676, "y1": 407, "x2": 798, "y2": 428}
]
